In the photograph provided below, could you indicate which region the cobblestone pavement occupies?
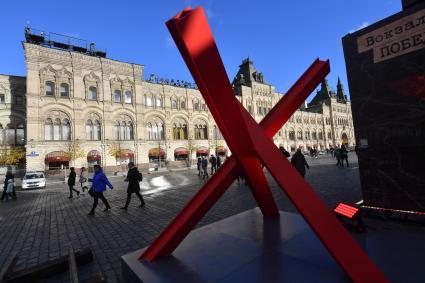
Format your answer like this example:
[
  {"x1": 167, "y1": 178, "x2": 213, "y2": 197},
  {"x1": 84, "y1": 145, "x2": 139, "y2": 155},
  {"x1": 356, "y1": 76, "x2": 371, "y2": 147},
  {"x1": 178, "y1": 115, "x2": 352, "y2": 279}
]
[{"x1": 0, "y1": 153, "x2": 363, "y2": 282}]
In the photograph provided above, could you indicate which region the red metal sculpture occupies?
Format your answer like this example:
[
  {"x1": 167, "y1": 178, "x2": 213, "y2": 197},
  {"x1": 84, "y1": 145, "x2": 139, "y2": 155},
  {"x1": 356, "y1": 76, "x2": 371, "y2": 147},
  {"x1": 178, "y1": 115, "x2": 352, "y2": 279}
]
[{"x1": 141, "y1": 6, "x2": 388, "y2": 283}]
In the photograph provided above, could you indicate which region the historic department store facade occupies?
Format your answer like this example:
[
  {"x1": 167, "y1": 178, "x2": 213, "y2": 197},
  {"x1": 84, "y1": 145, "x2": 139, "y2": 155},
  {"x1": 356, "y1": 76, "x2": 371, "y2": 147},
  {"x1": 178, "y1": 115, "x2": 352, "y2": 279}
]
[{"x1": 0, "y1": 30, "x2": 355, "y2": 171}]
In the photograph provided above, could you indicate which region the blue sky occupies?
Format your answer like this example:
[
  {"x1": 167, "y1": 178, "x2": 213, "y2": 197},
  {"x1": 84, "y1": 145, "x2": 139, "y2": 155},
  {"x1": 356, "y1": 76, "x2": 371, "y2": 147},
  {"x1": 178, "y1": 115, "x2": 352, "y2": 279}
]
[{"x1": 0, "y1": 0, "x2": 401, "y2": 100}]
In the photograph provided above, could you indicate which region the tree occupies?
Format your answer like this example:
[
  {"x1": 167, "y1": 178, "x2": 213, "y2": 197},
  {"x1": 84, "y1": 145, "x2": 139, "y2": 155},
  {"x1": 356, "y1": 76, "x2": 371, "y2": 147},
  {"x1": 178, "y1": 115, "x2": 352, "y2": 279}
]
[
  {"x1": 64, "y1": 140, "x2": 85, "y2": 167},
  {"x1": 0, "y1": 146, "x2": 26, "y2": 166},
  {"x1": 188, "y1": 139, "x2": 197, "y2": 166},
  {"x1": 108, "y1": 142, "x2": 124, "y2": 167}
]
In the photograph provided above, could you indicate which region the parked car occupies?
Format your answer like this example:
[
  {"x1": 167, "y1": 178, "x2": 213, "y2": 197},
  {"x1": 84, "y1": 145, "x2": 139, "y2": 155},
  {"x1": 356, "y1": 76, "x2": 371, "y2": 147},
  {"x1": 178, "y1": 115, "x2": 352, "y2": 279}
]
[{"x1": 22, "y1": 171, "x2": 46, "y2": 190}]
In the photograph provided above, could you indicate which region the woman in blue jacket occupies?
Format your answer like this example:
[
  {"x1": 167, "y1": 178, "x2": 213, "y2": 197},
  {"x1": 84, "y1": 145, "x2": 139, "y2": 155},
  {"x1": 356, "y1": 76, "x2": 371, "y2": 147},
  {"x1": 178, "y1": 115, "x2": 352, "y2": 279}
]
[{"x1": 88, "y1": 165, "x2": 113, "y2": 215}]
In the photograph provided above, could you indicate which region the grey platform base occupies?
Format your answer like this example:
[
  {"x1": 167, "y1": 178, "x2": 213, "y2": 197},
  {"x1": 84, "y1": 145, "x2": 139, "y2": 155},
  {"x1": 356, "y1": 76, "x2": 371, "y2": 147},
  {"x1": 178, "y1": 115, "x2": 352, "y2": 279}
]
[{"x1": 122, "y1": 208, "x2": 425, "y2": 283}]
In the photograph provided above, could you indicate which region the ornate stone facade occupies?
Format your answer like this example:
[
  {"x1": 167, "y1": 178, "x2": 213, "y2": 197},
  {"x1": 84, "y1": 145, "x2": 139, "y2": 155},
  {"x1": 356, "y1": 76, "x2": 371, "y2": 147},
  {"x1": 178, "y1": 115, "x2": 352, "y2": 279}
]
[
  {"x1": 1, "y1": 41, "x2": 355, "y2": 172},
  {"x1": 0, "y1": 74, "x2": 26, "y2": 153}
]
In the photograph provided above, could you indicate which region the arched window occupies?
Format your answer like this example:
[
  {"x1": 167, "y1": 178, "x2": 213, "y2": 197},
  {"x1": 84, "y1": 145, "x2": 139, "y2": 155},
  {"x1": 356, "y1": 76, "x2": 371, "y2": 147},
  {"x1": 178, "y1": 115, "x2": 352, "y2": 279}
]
[
  {"x1": 60, "y1": 83, "x2": 69, "y2": 97},
  {"x1": 45, "y1": 81, "x2": 55, "y2": 96},
  {"x1": 202, "y1": 126, "x2": 208, "y2": 139},
  {"x1": 126, "y1": 122, "x2": 134, "y2": 140},
  {"x1": 158, "y1": 123, "x2": 164, "y2": 139},
  {"x1": 89, "y1": 86, "x2": 97, "y2": 100},
  {"x1": 86, "y1": 119, "x2": 94, "y2": 140},
  {"x1": 180, "y1": 99, "x2": 186, "y2": 109},
  {"x1": 114, "y1": 90, "x2": 121, "y2": 103},
  {"x1": 125, "y1": 90, "x2": 132, "y2": 104},
  {"x1": 120, "y1": 121, "x2": 126, "y2": 140},
  {"x1": 147, "y1": 123, "x2": 153, "y2": 140},
  {"x1": 318, "y1": 131, "x2": 323, "y2": 140},
  {"x1": 156, "y1": 98, "x2": 161, "y2": 108},
  {"x1": 146, "y1": 96, "x2": 152, "y2": 107},
  {"x1": 181, "y1": 125, "x2": 188, "y2": 139},
  {"x1": 173, "y1": 124, "x2": 178, "y2": 140},
  {"x1": 289, "y1": 129, "x2": 295, "y2": 141},
  {"x1": 45, "y1": 119, "x2": 53, "y2": 140},
  {"x1": 305, "y1": 130, "x2": 310, "y2": 140},
  {"x1": 6, "y1": 125, "x2": 15, "y2": 145},
  {"x1": 201, "y1": 104, "x2": 207, "y2": 111},
  {"x1": 194, "y1": 102, "x2": 199, "y2": 111},
  {"x1": 194, "y1": 120, "x2": 208, "y2": 140},
  {"x1": 53, "y1": 118, "x2": 61, "y2": 140},
  {"x1": 94, "y1": 120, "x2": 101, "y2": 140},
  {"x1": 194, "y1": 125, "x2": 200, "y2": 139},
  {"x1": 312, "y1": 131, "x2": 317, "y2": 140},
  {"x1": 62, "y1": 119, "x2": 71, "y2": 140},
  {"x1": 115, "y1": 121, "x2": 120, "y2": 140},
  {"x1": 171, "y1": 99, "x2": 177, "y2": 109},
  {"x1": 0, "y1": 124, "x2": 3, "y2": 145},
  {"x1": 214, "y1": 126, "x2": 223, "y2": 140},
  {"x1": 152, "y1": 123, "x2": 158, "y2": 140},
  {"x1": 297, "y1": 130, "x2": 303, "y2": 140},
  {"x1": 16, "y1": 124, "x2": 25, "y2": 145}
]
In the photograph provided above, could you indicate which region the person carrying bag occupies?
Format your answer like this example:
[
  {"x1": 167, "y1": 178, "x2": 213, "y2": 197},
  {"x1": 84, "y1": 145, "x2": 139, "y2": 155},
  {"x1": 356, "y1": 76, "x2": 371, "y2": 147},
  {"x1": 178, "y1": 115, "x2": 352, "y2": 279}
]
[
  {"x1": 87, "y1": 165, "x2": 113, "y2": 215},
  {"x1": 120, "y1": 162, "x2": 145, "y2": 210}
]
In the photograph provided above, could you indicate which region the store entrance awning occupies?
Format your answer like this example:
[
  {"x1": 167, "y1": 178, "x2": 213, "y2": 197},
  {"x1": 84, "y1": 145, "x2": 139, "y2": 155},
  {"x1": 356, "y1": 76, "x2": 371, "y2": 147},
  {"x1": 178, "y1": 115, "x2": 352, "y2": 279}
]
[
  {"x1": 149, "y1": 148, "x2": 166, "y2": 157},
  {"x1": 120, "y1": 149, "x2": 134, "y2": 158},
  {"x1": 45, "y1": 151, "x2": 70, "y2": 163},
  {"x1": 174, "y1": 148, "x2": 189, "y2": 155},
  {"x1": 87, "y1": 150, "x2": 101, "y2": 161},
  {"x1": 196, "y1": 147, "x2": 209, "y2": 155},
  {"x1": 215, "y1": 146, "x2": 227, "y2": 153}
]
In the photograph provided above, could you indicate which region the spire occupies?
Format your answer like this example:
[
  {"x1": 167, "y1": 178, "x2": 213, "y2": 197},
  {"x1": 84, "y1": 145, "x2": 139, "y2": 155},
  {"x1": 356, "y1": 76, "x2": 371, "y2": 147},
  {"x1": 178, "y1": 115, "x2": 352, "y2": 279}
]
[
  {"x1": 336, "y1": 76, "x2": 347, "y2": 102},
  {"x1": 307, "y1": 78, "x2": 331, "y2": 107},
  {"x1": 320, "y1": 79, "x2": 331, "y2": 99}
]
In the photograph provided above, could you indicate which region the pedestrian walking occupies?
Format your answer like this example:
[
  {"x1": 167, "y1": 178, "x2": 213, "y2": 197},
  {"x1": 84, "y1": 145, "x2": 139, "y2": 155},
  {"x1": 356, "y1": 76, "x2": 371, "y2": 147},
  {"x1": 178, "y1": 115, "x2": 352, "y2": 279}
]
[
  {"x1": 217, "y1": 155, "x2": 222, "y2": 168},
  {"x1": 197, "y1": 157, "x2": 202, "y2": 176},
  {"x1": 335, "y1": 147, "x2": 343, "y2": 167},
  {"x1": 87, "y1": 165, "x2": 113, "y2": 216},
  {"x1": 341, "y1": 145, "x2": 349, "y2": 167},
  {"x1": 68, "y1": 167, "x2": 80, "y2": 198},
  {"x1": 1, "y1": 170, "x2": 14, "y2": 201},
  {"x1": 120, "y1": 162, "x2": 145, "y2": 210},
  {"x1": 209, "y1": 154, "x2": 217, "y2": 174},
  {"x1": 290, "y1": 148, "x2": 310, "y2": 178},
  {"x1": 79, "y1": 167, "x2": 89, "y2": 192},
  {"x1": 201, "y1": 156, "x2": 209, "y2": 180},
  {"x1": 4, "y1": 179, "x2": 14, "y2": 201}
]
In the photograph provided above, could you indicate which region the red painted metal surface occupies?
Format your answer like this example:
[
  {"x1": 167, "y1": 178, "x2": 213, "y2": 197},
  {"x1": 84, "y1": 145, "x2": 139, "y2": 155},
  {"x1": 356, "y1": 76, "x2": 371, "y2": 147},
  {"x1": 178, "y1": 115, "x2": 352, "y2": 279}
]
[{"x1": 141, "y1": 6, "x2": 388, "y2": 283}]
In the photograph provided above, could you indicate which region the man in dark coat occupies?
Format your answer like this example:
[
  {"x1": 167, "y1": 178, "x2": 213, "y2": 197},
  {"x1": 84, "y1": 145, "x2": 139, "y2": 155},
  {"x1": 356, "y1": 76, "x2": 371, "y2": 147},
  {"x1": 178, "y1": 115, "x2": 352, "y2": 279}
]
[
  {"x1": 201, "y1": 157, "x2": 209, "y2": 180},
  {"x1": 68, "y1": 167, "x2": 80, "y2": 198},
  {"x1": 1, "y1": 170, "x2": 14, "y2": 200},
  {"x1": 290, "y1": 149, "x2": 310, "y2": 178},
  {"x1": 121, "y1": 162, "x2": 145, "y2": 210},
  {"x1": 216, "y1": 155, "x2": 222, "y2": 168},
  {"x1": 197, "y1": 157, "x2": 202, "y2": 176},
  {"x1": 341, "y1": 145, "x2": 349, "y2": 167},
  {"x1": 209, "y1": 154, "x2": 217, "y2": 174}
]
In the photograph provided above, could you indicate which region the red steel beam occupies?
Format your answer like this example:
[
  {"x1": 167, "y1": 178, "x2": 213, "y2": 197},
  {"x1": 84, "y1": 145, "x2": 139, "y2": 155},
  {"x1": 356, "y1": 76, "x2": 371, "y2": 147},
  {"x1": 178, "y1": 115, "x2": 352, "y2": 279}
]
[
  {"x1": 154, "y1": 6, "x2": 387, "y2": 282},
  {"x1": 141, "y1": 17, "x2": 330, "y2": 264}
]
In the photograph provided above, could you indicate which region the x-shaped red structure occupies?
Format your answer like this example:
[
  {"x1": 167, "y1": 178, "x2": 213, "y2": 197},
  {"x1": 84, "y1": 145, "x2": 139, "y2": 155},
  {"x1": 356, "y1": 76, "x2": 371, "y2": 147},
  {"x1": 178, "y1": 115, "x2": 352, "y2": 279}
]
[{"x1": 141, "y1": 7, "x2": 388, "y2": 283}]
